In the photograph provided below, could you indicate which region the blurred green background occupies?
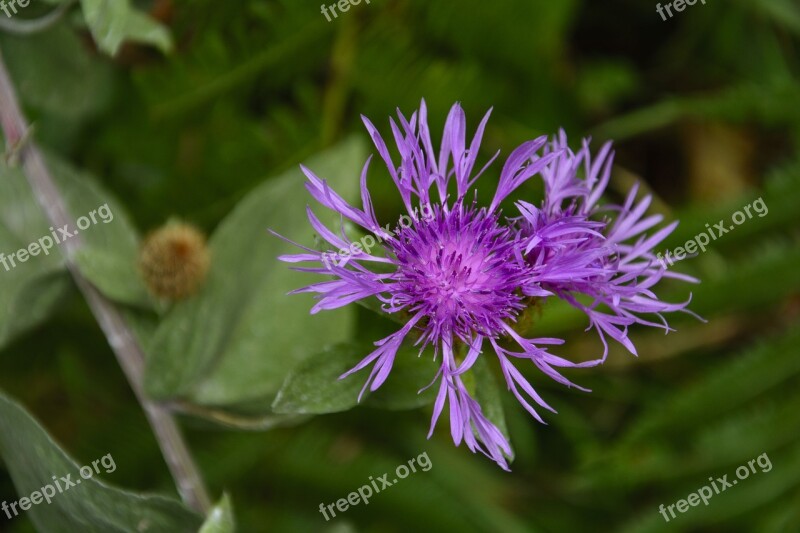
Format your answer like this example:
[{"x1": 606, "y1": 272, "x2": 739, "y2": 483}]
[{"x1": 1, "y1": 0, "x2": 800, "y2": 531}]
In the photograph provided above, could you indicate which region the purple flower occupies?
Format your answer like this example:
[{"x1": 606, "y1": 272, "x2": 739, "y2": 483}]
[
  {"x1": 513, "y1": 130, "x2": 700, "y2": 359},
  {"x1": 275, "y1": 102, "x2": 696, "y2": 470}
]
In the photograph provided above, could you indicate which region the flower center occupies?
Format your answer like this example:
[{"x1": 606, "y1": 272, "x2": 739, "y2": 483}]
[{"x1": 389, "y1": 205, "x2": 525, "y2": 340}]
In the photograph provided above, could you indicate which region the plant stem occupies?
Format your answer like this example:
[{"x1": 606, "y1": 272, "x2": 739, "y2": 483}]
[{"x1": 0, "y1": 49, "x2": 212, "y2": 515}]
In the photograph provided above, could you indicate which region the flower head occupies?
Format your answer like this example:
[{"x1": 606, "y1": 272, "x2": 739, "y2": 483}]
[
  {"x1": 513, "y1": 131, "x2": 700, "y2": 359},
  {"x1": 388, "y1": 204, "x2": 526, "y2": 345},
  {"x1": 275, "y1": 101, "x2": 696, "y2": 470}
]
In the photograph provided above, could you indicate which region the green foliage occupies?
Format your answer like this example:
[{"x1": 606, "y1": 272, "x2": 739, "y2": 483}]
[
  {"x1": 273, "y1": 342, "x2": 440, "y2": 415},
  {"x1": 199, "y1": 494, "x2": 235, "y2": 533},
  {"x1": 144, "y1": 138, "x2": 362, "y2": 412},
  {"x1": 0, "y1": 390, "x2": 201, "y2": 532},
  {"x1": 79, "y1": 0, "x2": 173, "y2": 57},
  {"x1": 272, "y1": 343, "x2": 369, "y2": 415},
  {"x1": 0, "y1": 23, "x2": 112, "y2": 122},
  {"x1": 0, "y1": 159, "x2": 64, "y2": 349},
  {"x1": 73, "y1": 247, "x2": 152, "y2": 309},
  {"x1": 472, "y1": 357, "x2": 511, "y2": 449},
  {"x1": 0, "y1": 147, "x2": 141, "y2": 349}
]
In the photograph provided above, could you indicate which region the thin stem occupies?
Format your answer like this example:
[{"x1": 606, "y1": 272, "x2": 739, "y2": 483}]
[{"x1": 0, "y1": 48, "x2": 211, "y2": 515}]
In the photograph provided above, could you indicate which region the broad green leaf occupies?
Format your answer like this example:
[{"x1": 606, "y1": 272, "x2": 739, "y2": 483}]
[
  {"x1": 272, "y1": 343, "x2": 367, "y2": 415},
  {"x1": 44, "y1": 153, "x2": 141, "y2": 257},
  {"x1": 0, "y1": 23, "x2": 113, "y2": 121},
  {"x1": 79, "y1": 0, "x2": 173, "y2": 57},
  {"x1": 0, "y1": 150, "x2": 141, "y2": 349},
  {"x1": 145, "y1": 138, "x2": 363, "y2": 409},
  {"x1": 0, "y1": 269, "x2": 71, "y2": 347},
  {"x1": 365, "y1": 345, "x2": 439, "y2": 410},
  {"x1": 272, "y1": 338, "x2": 442, "y2": 415},
  {"x1": 74, "y1": 247, "x2": 152, "y2": 309},
  {"x1": 0, "y1": 164, "x2": 67, "y2": 347},
  {"x1": 0, "y1": 390, "x2": 201, "y2": 532},
  {"x1": 355, "y1": 295, "x2": 406, "y2": 325},
  {"x1": 199, "y1": 494, "x2": 235, "y2": 533}
]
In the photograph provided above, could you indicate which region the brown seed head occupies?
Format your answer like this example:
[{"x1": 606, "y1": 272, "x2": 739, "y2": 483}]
[{"x1": 138, "y1": 222, "x2": 210, "y2": 301}]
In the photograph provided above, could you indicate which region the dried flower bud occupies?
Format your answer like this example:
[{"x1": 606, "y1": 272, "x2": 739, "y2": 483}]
[{"x1": 138, "y1": 222, "x2": 210, "y2": 301}]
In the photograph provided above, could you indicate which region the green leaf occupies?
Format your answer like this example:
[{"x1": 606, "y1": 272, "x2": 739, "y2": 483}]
[
  {"x1": 0, "y1": 389, "x2": 201, "y2": 532},
  {"x1": 0, "y1": 269, "x2": 71, "y2": 346},
  {"x1": 0, "y1": 159, "x2": 63, "y2": 348},
  {"x1": 79, "y1": 0, "x2": 173, "y2": 57},
  {"x1": 199, "y1": 494, "x2": 235, "y2": 533},
  {"x1": 471, "y1": 356, "x2": 512, "y2": 453},
  {"x1": 355, "y1": 297, "x2": 406, "y2": 325},
  {"x1": 272, "y1": 343, "x2": 367, "y2": 415},
  {"x1": 44, "y1": 153, "x2": 141, "y2": 256},
  {"x1": 74, "y1": 246, "x2": 152, "y2": 309},
  {"x1": 365, "y1": 345, "x2": 439, "y2": 410},
  {"x1": 0, "y1": 23, "x2": 113, "y2": 121},
  {"x1": 145, "y1": 137, "x2": 364, "y2": 410},
  {"x1": 0, "y1": 150, "x2": 141, "y2": 349},
  {"x1": 272, "y1": 338, "x2": 441, "y2": 415}
]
